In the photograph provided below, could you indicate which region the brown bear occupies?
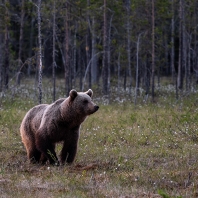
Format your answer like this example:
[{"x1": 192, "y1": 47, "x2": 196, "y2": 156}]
[{"x1": 20, "y1": 89, "x2": 99, "y2": 165}]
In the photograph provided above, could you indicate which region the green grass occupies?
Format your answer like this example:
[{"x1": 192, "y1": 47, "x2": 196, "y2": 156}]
[{"x1": 0, "y1": 78, "x2": 198, "y2": 197}]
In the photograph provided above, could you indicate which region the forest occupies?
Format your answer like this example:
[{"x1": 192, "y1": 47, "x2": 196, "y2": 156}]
[{"x1": 0, "y1": 0, "x2": 198, "y2": 102}]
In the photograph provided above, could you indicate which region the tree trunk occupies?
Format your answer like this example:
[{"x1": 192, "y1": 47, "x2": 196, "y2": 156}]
[
  {"x1": 177, "y1": 0, "x2": 184, "y2": 90},
  {"x1": 171, "y1": 0, "x2": 175, "y2": 84},
  {"x1": 193, "y1": 0, "x2": 198, "y2": 84},
  {"x1": 186, "y1": 34, "x2": 191, "y2": 91},
  {"x1": 182, "y1": 2, "x2": 187, "y2": 92},
  {"x1": 64, "y1": 1, "x2": 70, "y2": 96},
  {"x1": 27, "y1": 17, "x2": 34, "y2": 76},
  {"x1": 135, "y1": 33, "x2": 142, "y2": 105},
  {"x1": 117, "y1": 51, "x2": 120, "y2": 91},
  {"x1": 86, "y1": 0, "x2": 91, "y2": 88},
  {"x1": 145, "y1": 54, "x2": 150, "y2": 97},
  {"x1": 126, "y1": 0, "x2": 132, "y2": 95},
  {"x1": 73, "y1": 22, "x2": 77, "y2": 88},
  {"x1": 52, "y1": 0, "x2": 56, "y2": 101},
  {"x1": 0, "y1": 34, "x2": 3, "y2": 92},
  {"x1": 107, "y1": 14, "x2": 113, "y2": 94},
  {"x1": 79, "y1": 46, "x2": 83, "y2": 90},
  {"x1": 4, "y1": 0, "x2": 9, "y2": 90},
  {"x1": 151, "y1": 0, "x2": 155, "y2": 102},
  {"x1": 123, "y1": 68, "x2": 126, "y2": 91},
  {"x1": 17, "y1": 0, "x2": 25, "y2": 85},
  {"x1": 91, "y1": 17, "x2": 97, "y2": 86},
  {"x1": 37, "y1": 0, "x2": 43, "y2": 104},
  {"x1": 86, "y1": 33, "x2": 91, "y2": 88},
  {"x1": 102, "y1": 0, "x2": 109, "y2": 95}
]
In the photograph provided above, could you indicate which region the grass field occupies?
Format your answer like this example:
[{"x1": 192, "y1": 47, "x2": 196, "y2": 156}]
[{"x1": 0, "y1": 78, "x2": 198, "y2": 197}]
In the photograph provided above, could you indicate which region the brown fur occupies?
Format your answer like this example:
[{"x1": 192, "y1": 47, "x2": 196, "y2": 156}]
[{"x1": 20, "y1": 89, "x2": 99, "y2": 165}]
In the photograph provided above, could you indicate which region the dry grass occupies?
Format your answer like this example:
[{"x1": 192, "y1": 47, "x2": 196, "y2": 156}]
[{"x1": 0, "y1": 78, "x2": 198, "y2": 197}]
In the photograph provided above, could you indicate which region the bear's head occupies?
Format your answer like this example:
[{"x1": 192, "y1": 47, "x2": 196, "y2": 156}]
[{"x1": 69, "y1": 89, "x2": 99, "y2": 115}]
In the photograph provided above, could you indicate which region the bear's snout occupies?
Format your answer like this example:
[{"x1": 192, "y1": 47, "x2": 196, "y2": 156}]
[{"x1": 94, "y1": 105, "x2": 99, "y2": 112}]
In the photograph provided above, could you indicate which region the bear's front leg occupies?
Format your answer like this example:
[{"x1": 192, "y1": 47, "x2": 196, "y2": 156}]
[
  {"x1": 36, "y1": 134, "x2": 59, "y2": 165},
  {"x1": 66, "y1": 144, "x2": 78, "y2": 164},
  {"x1": 60, "y1": 130, "x2": 79, "y2": 164},
  {"x1": 39, "y1": 143, "x2": 56, "y2": 164},
  {"x1": 60, "y1": 141, "x2": 78, "y2": 164}
]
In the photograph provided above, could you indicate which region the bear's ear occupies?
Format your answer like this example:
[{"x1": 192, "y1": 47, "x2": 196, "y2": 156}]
[
  {"x1": 86, "y1": 89, "x2": 93, "y2": 98},
  {"x1": 69, "y1": 89, "x2": 78, "y2": 101}
]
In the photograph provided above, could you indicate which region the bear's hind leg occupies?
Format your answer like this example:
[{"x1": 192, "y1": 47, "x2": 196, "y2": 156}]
[{"x1": 22, "y1": 136, "x2": 41, "y2": 163}]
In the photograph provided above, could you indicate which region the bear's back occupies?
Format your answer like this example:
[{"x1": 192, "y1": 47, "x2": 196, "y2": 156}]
[{"x1": 21, "y1": 104, "x2": 48, "y2": 134}]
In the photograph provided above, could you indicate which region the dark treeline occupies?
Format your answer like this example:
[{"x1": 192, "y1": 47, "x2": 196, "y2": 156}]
[{"x1": 0, "y1": 0, "x2": 198, "y2": 101}]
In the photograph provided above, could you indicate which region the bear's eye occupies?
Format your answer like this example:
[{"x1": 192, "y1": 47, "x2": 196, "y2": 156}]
[{"x1": 83, "y1": 99, "x2": 88, "y2": 104}]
